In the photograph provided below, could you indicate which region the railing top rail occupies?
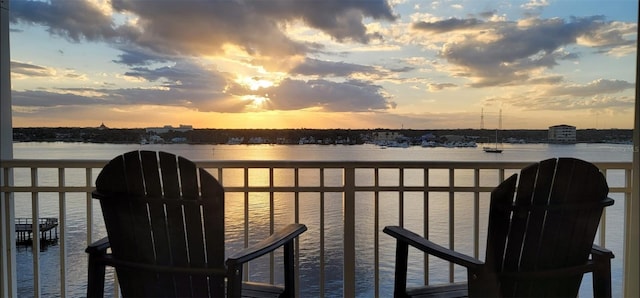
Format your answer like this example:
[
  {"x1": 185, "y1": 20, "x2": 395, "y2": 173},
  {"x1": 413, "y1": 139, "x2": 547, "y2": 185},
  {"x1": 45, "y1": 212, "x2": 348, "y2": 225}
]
[{"x1": 1, "y1": 159, "x2": 632, "y2": 170}]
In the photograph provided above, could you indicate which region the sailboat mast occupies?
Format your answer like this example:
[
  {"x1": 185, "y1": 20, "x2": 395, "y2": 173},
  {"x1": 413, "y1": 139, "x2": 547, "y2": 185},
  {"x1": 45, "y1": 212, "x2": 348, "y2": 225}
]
[{"x1": 483, "y1": 109, "x2": 503, "y2": 153}]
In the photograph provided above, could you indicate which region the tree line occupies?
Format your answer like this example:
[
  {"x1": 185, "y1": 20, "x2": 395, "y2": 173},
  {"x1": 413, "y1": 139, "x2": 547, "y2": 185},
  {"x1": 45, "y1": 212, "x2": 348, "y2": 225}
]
[{"x1": 13, "y1": 127, "x2": 633, "y2": 144}]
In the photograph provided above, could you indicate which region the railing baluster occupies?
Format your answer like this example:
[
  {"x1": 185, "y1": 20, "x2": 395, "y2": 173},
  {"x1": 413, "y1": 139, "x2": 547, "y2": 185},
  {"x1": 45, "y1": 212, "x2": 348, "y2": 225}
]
[
  {"x1": 269, "y1": 167, "x2": 275, "y2": 284},
  {"x1": 243, "y1": 167, "x2": 249, "y2": 281},
  {"x1": 374, "y1": 166, "x2": 380, "y2": 298},
  {"x1": 85, "y1": 168, "x2": 93, "y2": 246},
  {"x1": 399, "y1": 168, "x2": 404, "y2": 227},
  {"x1": 474, "y1": 168, "x2": 480, "y2": 259},
  {"x1": 58, "y1": 167, "x2": 67, "y2": 297},
  {"x1": 423, "y1": 167, "x2": 429, "y2": 286},
  {"x1": 448, "y1": 168, "x2": 455, "y2": 283},
  {"x1": 319, "y1": 167, "x2": 326, "y2": 297},
  {"x1": 31, "y1": 167, "x2": 40, "y2": 298}
]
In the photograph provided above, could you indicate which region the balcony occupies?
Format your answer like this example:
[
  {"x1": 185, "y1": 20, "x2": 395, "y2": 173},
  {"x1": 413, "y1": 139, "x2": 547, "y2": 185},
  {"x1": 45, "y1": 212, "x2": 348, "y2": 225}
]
[{"x1": 0, "y1": 158, "x2": 635, "y2": 297}]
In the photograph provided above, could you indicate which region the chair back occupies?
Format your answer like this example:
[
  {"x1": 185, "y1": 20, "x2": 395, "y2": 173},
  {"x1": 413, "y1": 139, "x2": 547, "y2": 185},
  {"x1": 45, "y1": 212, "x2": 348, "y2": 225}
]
[
  {"x1": 485, "y1": 157, "x2": 613, "y2": 297},
  {"x1": 94, "y1": 150, "x2": 226, "y2": 297}
]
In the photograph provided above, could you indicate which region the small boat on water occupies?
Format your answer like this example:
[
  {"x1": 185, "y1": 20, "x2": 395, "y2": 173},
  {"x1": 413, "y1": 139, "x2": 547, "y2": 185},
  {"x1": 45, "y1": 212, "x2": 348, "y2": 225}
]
[
  {"x1": 484, "y1": 129, "x2": 503, "y2": 153},
  {"x1": 483, "y1": 146, "x2": 503, "y2": 153}
]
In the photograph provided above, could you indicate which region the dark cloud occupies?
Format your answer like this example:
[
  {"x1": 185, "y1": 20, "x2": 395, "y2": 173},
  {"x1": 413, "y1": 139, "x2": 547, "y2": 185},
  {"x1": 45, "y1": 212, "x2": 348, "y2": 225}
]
[
  {"x1": 264, "y1": 79, "x2": 395, "y2": 112},
  {"x1": 120, "y1": 60, "x2": 244, "y2": 111},
  {"x1": 528, "y1": 75, "x2": 564, "y2": 85},
  {"x1": 506, "y1": 94, "x2": 634, "y2": 112},
  {"x1": 413, "y1": 15, "x2": 634, "y2": 87},
  {"x1": 12, "y1": 89, "x2": 104, "y2": 107},
  {"x1": 10, "y1": 0, "x2": 119, "y2": 42},
  {"x1": 108, "y1": 0, "x2": 303, "y2": 58},
  {"x1": 290, "y1": 58, "x2": 379, "y2": 77},
  {"x1": 478, "y1": 10, "x2": 498, "y2": 19},
  {"x1": 544, "y1": 79, "x2": 634, "y2": 97},
  {"x1": 11, "y1": 0, "x2": 395, "y2": 62},
  {"x1": 253, "y1": 0, "x2": 396, "y2": 43},
  {"x1": 483, "y1": 79, "x2": 635, "y2": 112},
  {"x1": 113, "y1": 48, "x2": 171, "y2": 66},
  {"x1": 428, "y1": 83, "x2": 457, "y2": 91},
  {"x1": 412, "y1": 18, "x2": 483, "y2": 33},
  {"x1": 124, "y1": 61, "x2": 228, "y2": 88},
  {"x1": 11, "y1": 61, "x2": 54, "y2": 77}
]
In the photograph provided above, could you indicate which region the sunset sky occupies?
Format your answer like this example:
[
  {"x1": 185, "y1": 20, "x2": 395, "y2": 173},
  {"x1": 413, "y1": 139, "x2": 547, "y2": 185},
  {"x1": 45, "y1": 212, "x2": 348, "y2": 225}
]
[{"x1": 8, "y1": 0, "x2": 638, "y2": 129}]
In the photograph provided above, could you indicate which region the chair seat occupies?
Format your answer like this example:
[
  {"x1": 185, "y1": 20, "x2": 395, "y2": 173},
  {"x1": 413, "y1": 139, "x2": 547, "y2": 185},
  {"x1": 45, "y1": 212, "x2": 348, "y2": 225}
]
[
  {"x1": 406, "y1": 282, "x2": 467, "y2": 298},
  {"x1": 241, "y1": 282, "x2": 285, "y2": 298}
]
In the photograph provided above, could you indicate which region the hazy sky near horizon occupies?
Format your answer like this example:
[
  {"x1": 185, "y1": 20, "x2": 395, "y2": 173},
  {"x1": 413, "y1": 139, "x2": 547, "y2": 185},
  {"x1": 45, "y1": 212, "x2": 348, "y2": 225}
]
[{"x1": 7, "y1": 0, "x2": 638, "y2": 129}]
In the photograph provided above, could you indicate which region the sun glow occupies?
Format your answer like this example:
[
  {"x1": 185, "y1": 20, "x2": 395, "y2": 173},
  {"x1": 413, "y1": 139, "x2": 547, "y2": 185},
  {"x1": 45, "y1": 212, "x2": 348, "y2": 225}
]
[
  {"x1": 243, "y1": 95, "x2": 270, "y2": 109},
  {"x1": 238, "y1": 76, "x2": 274, "y2": 91}
]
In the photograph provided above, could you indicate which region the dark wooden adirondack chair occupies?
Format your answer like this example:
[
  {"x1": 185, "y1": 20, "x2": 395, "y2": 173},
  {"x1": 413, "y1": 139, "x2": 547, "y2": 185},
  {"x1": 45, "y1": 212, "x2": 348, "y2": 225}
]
[
  {"x1": 384, "y1": 157, "x2": 614, "y2": 297},
  {"x1": 86, "y1": 150, "x2": 307, "y2": 298}
]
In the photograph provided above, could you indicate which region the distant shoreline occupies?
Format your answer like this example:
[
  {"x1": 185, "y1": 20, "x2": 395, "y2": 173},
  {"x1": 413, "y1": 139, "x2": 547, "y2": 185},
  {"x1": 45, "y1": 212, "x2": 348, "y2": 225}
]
[{"x1": 12, "y1": 127, "x2": 633, "y2": 146}]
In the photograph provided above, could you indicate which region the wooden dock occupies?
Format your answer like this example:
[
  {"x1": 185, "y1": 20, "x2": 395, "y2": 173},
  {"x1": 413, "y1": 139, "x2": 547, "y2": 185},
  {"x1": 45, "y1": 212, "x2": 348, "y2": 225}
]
[{"x1": 15, "y1": 217, "x2": 59, "y2": 245}]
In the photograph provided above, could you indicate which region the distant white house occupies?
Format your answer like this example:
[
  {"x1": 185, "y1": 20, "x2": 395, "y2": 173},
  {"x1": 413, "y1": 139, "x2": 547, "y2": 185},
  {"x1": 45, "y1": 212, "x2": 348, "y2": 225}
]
[
  {"x1": 146, "y1": 124, "x2": 193, "y2": 134},
  {"x1": 548, "y1": 124, "x2": 576, "y2": 143}
]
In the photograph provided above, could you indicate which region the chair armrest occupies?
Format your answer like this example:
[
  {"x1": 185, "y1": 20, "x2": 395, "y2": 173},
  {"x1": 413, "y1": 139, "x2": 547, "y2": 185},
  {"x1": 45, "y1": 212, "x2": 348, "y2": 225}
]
[
  {"x1": 383, "y1": 226, "x2": 483, "y2": 270},
  {"x1": 226, "y1": 223, "x2": 306, "y2": 298},
  {"x1": 226, "y1": 223, "x2": 307, "y2": 266},
  {"x1": 86, "y1": 237, "x2": 110, "y2": 254},
  {"x1": 591, "y1": 244, "x2": 614, "y2": 259}
]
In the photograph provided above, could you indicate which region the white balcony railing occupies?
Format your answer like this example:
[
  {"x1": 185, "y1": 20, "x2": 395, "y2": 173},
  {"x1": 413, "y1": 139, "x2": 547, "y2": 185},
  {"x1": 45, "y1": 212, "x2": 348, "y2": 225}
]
[{"x1": 0, "y1": 159, "x2": 633, "y2": 297}]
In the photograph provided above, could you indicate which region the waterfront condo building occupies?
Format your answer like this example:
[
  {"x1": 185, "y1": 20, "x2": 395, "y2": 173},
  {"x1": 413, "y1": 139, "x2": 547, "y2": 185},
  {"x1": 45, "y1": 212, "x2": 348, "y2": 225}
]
[{"x1": 548, "y1": 124, "x2": 577, "y2": 143}]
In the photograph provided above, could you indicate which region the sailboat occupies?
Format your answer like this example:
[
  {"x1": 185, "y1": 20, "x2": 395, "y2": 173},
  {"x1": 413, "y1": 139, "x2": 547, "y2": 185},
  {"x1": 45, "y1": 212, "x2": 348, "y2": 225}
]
[
  {"x1": 483, "y1": 109, "x2": 503, "y2": 153},
  {"x1": 483, "y1": 129, "x2": 503, "y2": 153}
]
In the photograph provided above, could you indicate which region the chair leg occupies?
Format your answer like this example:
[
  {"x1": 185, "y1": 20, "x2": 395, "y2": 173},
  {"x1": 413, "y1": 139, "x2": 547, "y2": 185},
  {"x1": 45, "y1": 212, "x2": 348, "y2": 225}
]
[
  {"x1": 393, "y1": 241, "x2": 409, "y2": 298},
  {"x1": 226, "y1": 264, "x2": 243, "y2": 298},
  {"x1": 281, "y1": 241, "x2": 296, "y2": 298},
  {"x1": 87, "y1": 253, "x2": 106, "y2": 298}
]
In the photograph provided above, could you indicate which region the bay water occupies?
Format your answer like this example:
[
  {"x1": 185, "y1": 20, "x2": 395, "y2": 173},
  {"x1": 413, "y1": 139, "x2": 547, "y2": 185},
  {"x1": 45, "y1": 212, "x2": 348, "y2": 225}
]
[{"x1": 12, "y1": 142, "x2": 631, "y2": 297}]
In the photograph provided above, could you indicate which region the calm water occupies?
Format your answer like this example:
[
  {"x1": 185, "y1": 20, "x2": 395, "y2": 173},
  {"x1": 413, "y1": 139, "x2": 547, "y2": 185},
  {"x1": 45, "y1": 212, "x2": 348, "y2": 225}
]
[{"x1": 12, "y1": 142, "x2": 631, "y2": 297}]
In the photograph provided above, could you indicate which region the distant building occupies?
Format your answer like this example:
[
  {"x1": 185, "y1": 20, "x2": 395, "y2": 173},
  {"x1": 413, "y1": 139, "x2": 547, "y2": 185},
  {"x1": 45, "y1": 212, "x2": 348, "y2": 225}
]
[
  {"x1": 146, "y1": 124, "x2": 193, "y2": 134},
  {"x1": 98, "y1": 123, "x2": 108, "y2": 130},
  {"x1": 548, "y1": 124, "x2": 576, "y2": 143}
]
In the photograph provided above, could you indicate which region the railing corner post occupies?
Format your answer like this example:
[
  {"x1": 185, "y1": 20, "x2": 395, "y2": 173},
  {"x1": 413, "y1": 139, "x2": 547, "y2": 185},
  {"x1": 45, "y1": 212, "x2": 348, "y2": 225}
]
[{"x1": 1, "y1": 168, "x2": 17, "y2": 298}]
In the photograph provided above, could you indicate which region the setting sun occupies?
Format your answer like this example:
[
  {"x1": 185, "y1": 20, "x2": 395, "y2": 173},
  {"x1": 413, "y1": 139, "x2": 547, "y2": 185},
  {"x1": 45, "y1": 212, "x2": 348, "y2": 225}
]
[
  {"x1": 243, "y1": 94, "x2": 270, "y2": 110},
  {"x1": 238, "y1": 76, "x2": 275, "y2": 91}
]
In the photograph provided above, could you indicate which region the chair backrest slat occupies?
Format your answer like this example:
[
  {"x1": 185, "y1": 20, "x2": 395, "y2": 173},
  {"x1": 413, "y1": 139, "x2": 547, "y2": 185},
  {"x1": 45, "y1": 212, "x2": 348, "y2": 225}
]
[
  {"x1": 485, "y1": 174, "x2": 517, "y2": 272},
  {"x1": 159, "y1": 151, "x2": 181, "y2": 197},
  {"x1": 140, "y1": 150, "x2": 162, "y2": 197},
  {"x1": 179, "y1": 155, "x2": 211, "y2": 296},
  {"x1": 123, "y1": 151, "x2": 146, "y2": 196}
]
